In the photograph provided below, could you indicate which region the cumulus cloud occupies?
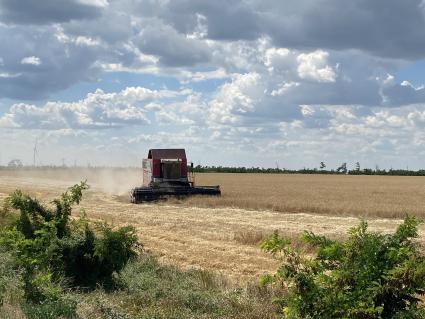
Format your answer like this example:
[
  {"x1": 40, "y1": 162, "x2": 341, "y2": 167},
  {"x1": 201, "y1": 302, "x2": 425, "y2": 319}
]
[
  {"x1": 1, "y1": 0, "x2": 425, "y2": 167},
  {"x1": 135, "y1": 19, "x2": 211, "y2": 67},
  {"x1": 209, "y1": 73, "x2": 263, "y2": 124},
  {"x1": 130, "y1": 0, "x2": 425, "y2": 59},
  {"x1": 300, "y1": 105, "x2": 333, "y2": 129},
  {"x1": 132, "y1": 0, "x2": 261, "y2": 41},
  {"x1": 271, "y1": 82, "x2": 300, "y2": 96},
  {"x1": 208, "y1": 70, "x2": 304, "y2": 127},
  {"x1": 21, "y1": 56, "x2": 41, "y2": 66},
  {"x1": 0, "y1": 24, "x2": 102, "y2": 99},
  {"x1": 0, "y1": 0, "x2": 417, "y2": 103},
  {"x1": 0, "y1": 0, "x2": 104, "y2": 25},
  {"x1": 264, "y1": 47, "x2": 294, "y2": 73},
  {"x1": 297, "y1": 50, "x2": 336, "y2": 83},
  {"x1": 78, "y1": 0, "x2": 108, "y2": 7},
  {"x1": 62, "y1": 2, "x2": 132, "y2": 45},
  {"x1": 153, "y1": 93, "x2": 207, "y2": 125},
  {"x1": 0, "y1": 87, "x2": 185, "y2": 129},
  {"x1": 256, "y1": 0, "x2": 425, "y2": 59},
  {"x1": 180, "y1": 68, "x2": 229, "y2": 83}
]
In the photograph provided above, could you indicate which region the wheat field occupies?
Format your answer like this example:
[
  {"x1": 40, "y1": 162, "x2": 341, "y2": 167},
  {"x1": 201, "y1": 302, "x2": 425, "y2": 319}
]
[
  {"x1": 189, "y1": 173, "x2": 425, "y2": 218},
  {"x1": 1, "y1": 169, "x2": 424, "y2": 283}
]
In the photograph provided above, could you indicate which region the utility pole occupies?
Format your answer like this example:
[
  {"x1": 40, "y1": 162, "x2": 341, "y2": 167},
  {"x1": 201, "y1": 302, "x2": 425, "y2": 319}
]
[{"x1": 33, "y1": 139, "x2": 38, "y2": 167}]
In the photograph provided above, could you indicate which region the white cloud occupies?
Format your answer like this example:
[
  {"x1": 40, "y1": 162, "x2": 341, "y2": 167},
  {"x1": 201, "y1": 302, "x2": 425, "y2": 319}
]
[
  {"x1": 209, "y1": 72, "x2": 262, "y2": 124},
  {"x1": 136, "y1": 18, "x2": 211, "y2": 66},
  {"x1": 0, "y1": 86, "x2": 187, "y2": 130},
  {"x1": 271, "y1": 81, "x2": 300, "y2": 96},
  {"x1": 0, "y1": 72, "x2": 20, "y2": 78},
  {"x1": 117, "y1": 86, "x2": 180, "y2": 101},
  {"x1": 297, "y1": 50, "x2": 336, "y2": 83},
  {"x1": 20, "y1": 56, "x2": 42, "y2": 66},
  {"x1": 382, "y1": 73, "x2": 395, "y2": 85},
  {"x1": 75, "y1": 36, "x2": 101, "y2": 47},
  {"x1": 180, "y1": 68, "x2": 229, "y2": 83},
  {"x1": 77, "y1": 0, "x2": 109, "y2": 8},
  {"x1": 54, "y1": 26, "x2": 101, "y2": 47},
  {"x1": 264, "y1": 47, "x2": 293, "y2": 73},
  {"x1": 408, "y1": 109, "x2": 425, "y2": 127}
]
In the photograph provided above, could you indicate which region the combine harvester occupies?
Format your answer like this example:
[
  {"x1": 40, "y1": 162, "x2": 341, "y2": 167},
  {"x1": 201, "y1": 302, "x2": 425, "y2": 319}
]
[{"x1": 130, "y1": 148, "x2": 221, "y2": 203}]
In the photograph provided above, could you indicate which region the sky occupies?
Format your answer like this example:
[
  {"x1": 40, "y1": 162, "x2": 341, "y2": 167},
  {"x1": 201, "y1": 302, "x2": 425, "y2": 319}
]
[{"x1": 1, "y1": 0, "x2": 425, "y2": 169}]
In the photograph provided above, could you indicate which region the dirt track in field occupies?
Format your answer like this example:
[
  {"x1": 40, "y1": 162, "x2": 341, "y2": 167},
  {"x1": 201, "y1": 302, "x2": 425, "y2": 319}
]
[{"x1": 1, "y1": 169, "x2": 424, "y2": 283}]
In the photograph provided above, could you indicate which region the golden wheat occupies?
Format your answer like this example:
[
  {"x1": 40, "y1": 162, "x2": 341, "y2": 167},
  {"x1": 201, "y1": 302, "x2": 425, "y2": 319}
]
[
  {"x1": 186, "y1": 173, "x2": 425, "y2": 218},
  {"x1": 1, "y1": 169, "x2": 424, "y2": 283}
]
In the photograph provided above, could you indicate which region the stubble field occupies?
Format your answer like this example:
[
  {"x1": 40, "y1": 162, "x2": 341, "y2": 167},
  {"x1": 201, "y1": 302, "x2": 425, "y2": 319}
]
[{"x1": 1, "y1": 168, "x2": 425, "y2": 283}]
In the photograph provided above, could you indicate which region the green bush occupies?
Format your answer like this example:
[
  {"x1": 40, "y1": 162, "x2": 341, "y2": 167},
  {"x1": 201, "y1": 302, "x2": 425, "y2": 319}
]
[
  {"x1": 60, "y1": 223, "x2": 137, "y2": 288},
  {"x1": 261, "y1": 216, "x2": 425, "y2": 319},
  {"x1": 0, "y1": 182, "x2": 138, "y2": 317}
]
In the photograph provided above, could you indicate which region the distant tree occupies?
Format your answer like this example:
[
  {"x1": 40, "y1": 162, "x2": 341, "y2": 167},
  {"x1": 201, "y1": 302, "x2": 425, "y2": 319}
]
[
  {"x1": 355, "y1": 162, "x2": 360, "y2": 171},
  {"x1": 8, "y1": 159, "x2": 23, "y2": 168},
  {"x1": 337, "y1": 162, "x2": 347, "y2": 174},
  {"x1": 320, "y1": 162, "x2": 326, "y2": 169}
]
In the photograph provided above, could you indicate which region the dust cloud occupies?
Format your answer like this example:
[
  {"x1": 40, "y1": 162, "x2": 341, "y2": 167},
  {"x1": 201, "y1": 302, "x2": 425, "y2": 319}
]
[{"x1": 0, "y1": 168, "x2": 143, "y2": 196}]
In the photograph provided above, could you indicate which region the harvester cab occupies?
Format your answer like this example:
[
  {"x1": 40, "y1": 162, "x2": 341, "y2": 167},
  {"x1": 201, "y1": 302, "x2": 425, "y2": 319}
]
[
  {"x1": 130, "y1": 148, "x2": 221, "y2": 203},
  {"x1": 142, "y1": 149, "x2": 188, "y2": 187}
]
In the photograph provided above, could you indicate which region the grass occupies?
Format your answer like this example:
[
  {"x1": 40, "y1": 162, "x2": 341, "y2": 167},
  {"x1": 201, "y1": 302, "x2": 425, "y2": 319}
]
[
  {"x1": 0, "y1": 248, "x2": 26, "y2": 319},
  {"x1": 77, "y1": 255, "x2": 277, "y2": 319},
  {"x1": 0, "y1": 251, "x2": 278, "y2": 319},
  {"x1": 0, "y1": 206, "x2": 16, "y2": 228},
  {"x1": 233, "y1": 229, "x2": 326, "y2": 256}
]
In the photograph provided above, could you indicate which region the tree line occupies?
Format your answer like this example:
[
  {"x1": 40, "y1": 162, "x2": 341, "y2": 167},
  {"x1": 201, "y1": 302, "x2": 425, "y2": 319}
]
[
  {"x1": 190, "y1": 163, "x2": 425, "y2": 176},
  {"x1": 3, "y1": 161, "x2": 425, "y2": 176}
]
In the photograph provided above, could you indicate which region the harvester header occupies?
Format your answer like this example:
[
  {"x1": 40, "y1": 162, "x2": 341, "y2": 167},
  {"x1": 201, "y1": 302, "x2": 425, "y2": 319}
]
[{"x1": 130, "y1": 148, "x2": 221, "y2": 203}]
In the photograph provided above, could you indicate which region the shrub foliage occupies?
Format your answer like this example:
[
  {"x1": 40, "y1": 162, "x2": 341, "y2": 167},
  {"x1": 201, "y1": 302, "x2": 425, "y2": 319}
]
[
  {"x1": 0, "y1": 182, "x2": 138, "y2": 316},
  {"x1": 261, "y1": 217, "x2": 425, "y2": 319}
]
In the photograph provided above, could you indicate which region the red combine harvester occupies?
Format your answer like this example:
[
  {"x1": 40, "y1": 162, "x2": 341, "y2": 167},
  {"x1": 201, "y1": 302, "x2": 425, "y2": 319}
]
[{"x1": 130, "y1": 148, "x2": 221, "y2": 203}]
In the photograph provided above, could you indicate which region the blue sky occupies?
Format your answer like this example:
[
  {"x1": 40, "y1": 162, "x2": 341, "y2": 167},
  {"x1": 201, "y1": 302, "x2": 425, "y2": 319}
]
[
  {"x1": 395, "y1": 60, "x2": 425, "y2": 86},
  {"x1": 1, "y1": 0, "x2": 425, "y2": 169}
]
